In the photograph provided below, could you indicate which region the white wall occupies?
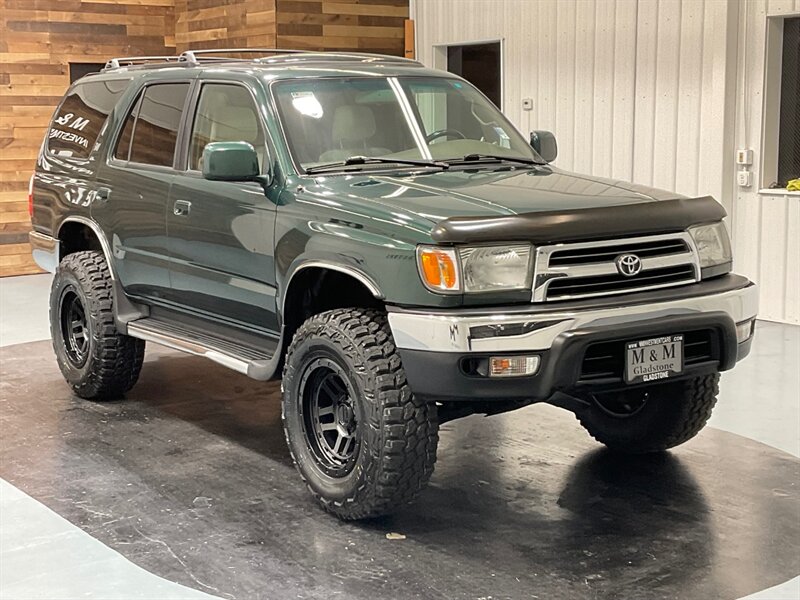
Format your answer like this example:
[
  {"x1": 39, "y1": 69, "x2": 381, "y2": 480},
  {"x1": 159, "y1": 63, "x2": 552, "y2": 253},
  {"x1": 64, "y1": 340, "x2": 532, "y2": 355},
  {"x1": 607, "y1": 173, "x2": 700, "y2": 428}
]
[
  {"x1": 731, "y1": 0, "x2": 800, "y2": 324},
  {"x1": 413, "y1": 0, "x2": 800, "y2": 324}
]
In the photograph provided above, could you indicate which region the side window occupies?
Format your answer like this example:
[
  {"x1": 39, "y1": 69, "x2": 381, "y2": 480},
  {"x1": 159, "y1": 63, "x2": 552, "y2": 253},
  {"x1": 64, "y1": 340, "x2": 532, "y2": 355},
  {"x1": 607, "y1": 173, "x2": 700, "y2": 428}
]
[
  {"x1": 188, "y1": 83, "x2": 266, "y2": 171},
  {"x1": 127, "y1": 83, "x2": 190, "y2": 167},
  {"x1": 113, "y1": 94, "x2": 141, "y2": 162},
  {"x1": 47, "y1": 79, "x2": 129, "y2": 159}
]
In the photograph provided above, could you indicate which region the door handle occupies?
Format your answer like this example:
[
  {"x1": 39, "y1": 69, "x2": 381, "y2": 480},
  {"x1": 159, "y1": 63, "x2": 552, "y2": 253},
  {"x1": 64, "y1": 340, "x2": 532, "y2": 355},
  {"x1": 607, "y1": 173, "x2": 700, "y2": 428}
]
[
  {"x1": 94, "y1": 186, "x2": 111, "y2": 205},
  {"x1": 173, "y1": 200, "x2": 192, "y2": 217}
]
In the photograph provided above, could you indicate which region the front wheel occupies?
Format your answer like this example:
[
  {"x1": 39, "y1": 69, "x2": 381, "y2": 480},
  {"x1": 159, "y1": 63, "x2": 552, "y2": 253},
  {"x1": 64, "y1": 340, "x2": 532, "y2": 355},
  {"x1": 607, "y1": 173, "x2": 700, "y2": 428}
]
[
  {"x1": 576, "y1": 373, "x2": 720, "y2": 453},
  {"x1": 281, "y1": 308, "x2": 438, "y2": 520}
]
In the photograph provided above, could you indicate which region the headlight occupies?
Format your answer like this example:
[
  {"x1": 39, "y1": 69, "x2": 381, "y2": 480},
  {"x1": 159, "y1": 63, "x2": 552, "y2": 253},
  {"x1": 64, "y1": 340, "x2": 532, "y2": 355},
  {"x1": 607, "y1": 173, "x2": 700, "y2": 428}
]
[
  {"x1": 688, "y1": 221, "x2": 732, "y2": 272},
  {"x1": 417, "y1": 244, "x2": 532, "y2": 293},
  {"x1": 460, "y1": 245, "x2": 532, "y2": 292}
]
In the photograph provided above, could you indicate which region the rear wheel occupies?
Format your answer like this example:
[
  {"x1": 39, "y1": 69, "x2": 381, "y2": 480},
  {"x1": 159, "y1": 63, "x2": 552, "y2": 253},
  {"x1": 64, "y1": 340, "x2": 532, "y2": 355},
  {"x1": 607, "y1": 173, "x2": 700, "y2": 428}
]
[
  {"x1": 576, "y1": 373, "x2": 719, "y2": 453},
  {"x1": 50, "y1": 251, "x2": 145, "y2": 400},
  {"x1": 282, "y1": 308, "x2": 438, "y2": 520}
]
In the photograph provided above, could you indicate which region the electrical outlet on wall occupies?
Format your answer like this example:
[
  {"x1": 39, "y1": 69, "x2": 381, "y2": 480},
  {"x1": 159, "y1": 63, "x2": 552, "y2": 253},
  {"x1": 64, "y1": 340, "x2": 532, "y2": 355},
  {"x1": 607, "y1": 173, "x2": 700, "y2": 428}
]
[{"x1": 737, "y1": 170, "x2": 752, "y2": 187}]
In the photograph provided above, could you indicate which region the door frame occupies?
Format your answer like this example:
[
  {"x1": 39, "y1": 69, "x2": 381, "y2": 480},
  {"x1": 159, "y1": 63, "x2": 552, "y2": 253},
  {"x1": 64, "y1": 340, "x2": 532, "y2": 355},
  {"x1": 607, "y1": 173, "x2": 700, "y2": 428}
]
[{"x1": 431, "y1": 38, "x2": 505, "y2": 113}]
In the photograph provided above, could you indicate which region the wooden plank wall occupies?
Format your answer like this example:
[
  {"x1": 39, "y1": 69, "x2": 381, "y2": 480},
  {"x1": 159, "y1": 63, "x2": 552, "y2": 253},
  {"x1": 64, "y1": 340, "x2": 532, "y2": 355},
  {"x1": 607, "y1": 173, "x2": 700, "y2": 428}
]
[
  {"x1": 0, "y1": 0, "x2": 176, "y2": 276},
  {"x1": 276, "y1": 0, "x2": 408, "y2": 55},
  {"x1": 0, "y1": 0, "x2": 409, "y2": 277},
  {"x1": 175, "y1": 0, "x2": 276, "y2": 50}
]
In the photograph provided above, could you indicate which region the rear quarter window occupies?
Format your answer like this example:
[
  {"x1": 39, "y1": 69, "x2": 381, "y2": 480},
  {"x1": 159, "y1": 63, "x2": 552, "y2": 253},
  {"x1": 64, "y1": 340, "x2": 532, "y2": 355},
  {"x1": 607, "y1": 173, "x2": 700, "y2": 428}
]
[{"x1": 47, "y1": 78, "x2": 130, "y2": 159}]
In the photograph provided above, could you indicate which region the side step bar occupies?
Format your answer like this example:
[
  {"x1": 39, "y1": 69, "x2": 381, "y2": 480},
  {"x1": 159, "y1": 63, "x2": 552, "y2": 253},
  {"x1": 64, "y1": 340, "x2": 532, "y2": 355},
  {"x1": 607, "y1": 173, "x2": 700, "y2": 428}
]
[{"x1": 127, "y1": 318, "x2": 278, "y2": 380}]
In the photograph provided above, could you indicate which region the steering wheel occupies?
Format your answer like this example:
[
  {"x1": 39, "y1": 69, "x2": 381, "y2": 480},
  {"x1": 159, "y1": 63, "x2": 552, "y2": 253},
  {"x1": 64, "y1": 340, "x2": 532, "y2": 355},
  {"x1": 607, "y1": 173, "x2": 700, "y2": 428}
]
[{"x1": 425, "y1": 128, "x2": 466, "y2": 143}]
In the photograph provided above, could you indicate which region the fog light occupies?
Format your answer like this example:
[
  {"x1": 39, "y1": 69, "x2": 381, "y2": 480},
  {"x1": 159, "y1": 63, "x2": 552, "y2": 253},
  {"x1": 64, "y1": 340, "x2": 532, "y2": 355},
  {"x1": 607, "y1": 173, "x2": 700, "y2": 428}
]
[
  {"x1": 489, "y1": 355, "x2": 540, "y2": 378},
  {"x1": 736, "y1": 319, "x2": 755, "y2": 343}
]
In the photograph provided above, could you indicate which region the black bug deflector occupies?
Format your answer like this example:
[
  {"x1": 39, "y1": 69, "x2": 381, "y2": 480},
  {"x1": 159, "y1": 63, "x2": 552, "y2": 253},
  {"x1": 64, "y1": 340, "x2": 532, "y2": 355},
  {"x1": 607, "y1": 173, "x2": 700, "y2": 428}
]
[{"x1": 430, "y1": 196, "x2": 726, "y2": 245}]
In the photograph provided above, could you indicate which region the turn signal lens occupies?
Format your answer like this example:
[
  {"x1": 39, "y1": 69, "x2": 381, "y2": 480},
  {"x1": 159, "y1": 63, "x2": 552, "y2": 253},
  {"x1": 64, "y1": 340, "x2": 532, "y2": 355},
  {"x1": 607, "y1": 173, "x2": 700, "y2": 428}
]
[
  {"x1": 417, "y1": 246, "x2": 460, "y2": 293},
  {"x1": 736, "y1": 319, "x2": 755, "y2": 343},
  {"x1": 489, "y1": 355, "x2": 540, "y2": 378}
]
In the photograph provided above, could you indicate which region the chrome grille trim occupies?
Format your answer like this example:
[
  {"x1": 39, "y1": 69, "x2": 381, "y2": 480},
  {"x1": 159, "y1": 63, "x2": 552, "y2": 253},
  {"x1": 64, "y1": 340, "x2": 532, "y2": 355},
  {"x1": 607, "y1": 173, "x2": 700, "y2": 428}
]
[{"x1": 532, "y1": 232, "x2": 700, "y2": 302}]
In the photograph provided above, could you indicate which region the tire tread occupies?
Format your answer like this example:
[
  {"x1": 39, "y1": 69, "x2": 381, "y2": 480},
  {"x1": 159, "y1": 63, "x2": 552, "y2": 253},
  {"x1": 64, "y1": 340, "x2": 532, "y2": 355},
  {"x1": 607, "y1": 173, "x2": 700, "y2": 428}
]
[
  {"x1": 282, "y1": 308, "x2": 438, "y2": 520},
  {"x1": 51, "y1": 251, "x2": 144, "y2": 400}
]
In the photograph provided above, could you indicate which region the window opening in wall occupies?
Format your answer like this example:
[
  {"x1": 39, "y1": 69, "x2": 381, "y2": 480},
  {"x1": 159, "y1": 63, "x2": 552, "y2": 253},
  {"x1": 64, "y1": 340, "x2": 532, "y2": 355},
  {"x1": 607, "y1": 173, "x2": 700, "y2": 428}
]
[
  {"x1": 776, "y1": 17, "x2": 799, "y2": 188},
  {"x1": 763, "y1": 16, "x2": 800, "y2": 190},
  {"x1": 446, "y1": 42, "x2": 501, "y2": 109}
]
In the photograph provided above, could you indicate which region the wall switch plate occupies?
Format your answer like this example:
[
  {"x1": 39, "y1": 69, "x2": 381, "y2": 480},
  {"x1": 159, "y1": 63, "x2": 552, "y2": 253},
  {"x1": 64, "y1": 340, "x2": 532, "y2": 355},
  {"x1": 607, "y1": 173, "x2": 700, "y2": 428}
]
[
  {"x1": 736, "y1": 148, "x2": 753, "y2": 165},
  {"x1": 522, "y1": 98, "x2": 533, "y2": 111},
  {"x1": 737, "y1": 170, "x2": 752, "y2": 187}
]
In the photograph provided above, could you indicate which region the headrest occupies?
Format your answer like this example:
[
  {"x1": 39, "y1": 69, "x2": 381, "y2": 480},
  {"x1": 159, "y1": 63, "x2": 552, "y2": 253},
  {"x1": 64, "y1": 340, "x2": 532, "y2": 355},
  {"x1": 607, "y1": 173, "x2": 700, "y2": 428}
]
[
  {"x1": 332, "y1": 105, "x2": 376, "y2": 144},
  {"x1": 210, "y1": 107, "x2": 259, "y2": 143}
]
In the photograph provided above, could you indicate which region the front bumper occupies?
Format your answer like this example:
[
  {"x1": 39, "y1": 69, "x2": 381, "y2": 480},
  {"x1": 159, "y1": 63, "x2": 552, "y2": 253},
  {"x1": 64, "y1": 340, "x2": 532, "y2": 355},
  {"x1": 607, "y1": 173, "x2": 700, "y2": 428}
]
[{"x1": 388, "y1": 275, "x2": 758, "y2": 402}]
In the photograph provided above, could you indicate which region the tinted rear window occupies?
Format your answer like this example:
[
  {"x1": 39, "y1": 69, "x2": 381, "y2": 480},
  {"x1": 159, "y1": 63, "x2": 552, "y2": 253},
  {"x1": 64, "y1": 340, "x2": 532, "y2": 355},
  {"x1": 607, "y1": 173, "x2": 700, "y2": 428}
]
[
  {"x1": 48, "y1": 79, "x2": 129, "y2": 159},
  {"x1": 128, "y1": 83, "x2": 190, "y2": 167}
]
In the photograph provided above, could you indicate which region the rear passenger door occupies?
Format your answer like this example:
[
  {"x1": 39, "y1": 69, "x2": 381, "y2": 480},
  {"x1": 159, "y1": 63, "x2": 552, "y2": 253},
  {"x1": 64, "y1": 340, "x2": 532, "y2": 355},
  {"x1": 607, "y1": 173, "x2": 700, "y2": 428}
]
[
  {"x1": 93, "y1": 81, "x2": 191, "y2": 300},
  {"x1": 165, "y1": 80, "x2": 279, "y2": 333}
]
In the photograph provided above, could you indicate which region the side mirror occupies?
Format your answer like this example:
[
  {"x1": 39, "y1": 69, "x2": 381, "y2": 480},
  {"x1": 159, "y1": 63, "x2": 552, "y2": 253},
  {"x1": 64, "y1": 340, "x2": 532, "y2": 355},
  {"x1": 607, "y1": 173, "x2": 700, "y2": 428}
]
[
  {"x1": 202, "y1": 141, "x2": 260, "y2": 181},
  {"x1": 530, "y1": 130, "x2": 557, "y2": 163}
]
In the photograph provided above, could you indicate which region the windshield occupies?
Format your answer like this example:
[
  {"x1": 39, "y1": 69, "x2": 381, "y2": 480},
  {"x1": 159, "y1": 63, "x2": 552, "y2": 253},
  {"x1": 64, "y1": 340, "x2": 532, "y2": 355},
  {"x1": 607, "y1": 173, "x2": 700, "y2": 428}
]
[{"x1": 271, "y1": 76, "x2": 539, "y2": 171}]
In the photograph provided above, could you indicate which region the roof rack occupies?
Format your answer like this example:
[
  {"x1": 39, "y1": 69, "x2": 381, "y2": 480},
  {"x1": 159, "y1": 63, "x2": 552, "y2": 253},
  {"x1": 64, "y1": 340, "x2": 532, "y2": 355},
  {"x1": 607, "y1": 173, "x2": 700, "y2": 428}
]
[
  {"x1": 178, "y1": 48, "x2": 309, "y2": 63},
  {"x1": 103, "y1": 56, "x2": 180, "y2": 70},
  {"x1": 102, "y1": 48, "x2": 421, "y2": 72}
]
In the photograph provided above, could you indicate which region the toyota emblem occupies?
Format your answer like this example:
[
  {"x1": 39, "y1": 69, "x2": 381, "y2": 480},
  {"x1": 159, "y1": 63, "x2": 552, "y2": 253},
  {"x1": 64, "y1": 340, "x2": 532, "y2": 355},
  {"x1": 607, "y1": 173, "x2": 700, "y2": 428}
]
[{"x1": 615, "y1": 253, "x2": 642, "y2": 277}]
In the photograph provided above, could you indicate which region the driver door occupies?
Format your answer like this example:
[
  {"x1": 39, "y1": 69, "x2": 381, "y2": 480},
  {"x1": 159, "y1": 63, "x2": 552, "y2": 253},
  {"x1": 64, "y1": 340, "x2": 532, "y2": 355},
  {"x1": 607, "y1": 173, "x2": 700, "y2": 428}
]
[{"x1": 165, "y1": 80, "x2": 279, "y2": 333}]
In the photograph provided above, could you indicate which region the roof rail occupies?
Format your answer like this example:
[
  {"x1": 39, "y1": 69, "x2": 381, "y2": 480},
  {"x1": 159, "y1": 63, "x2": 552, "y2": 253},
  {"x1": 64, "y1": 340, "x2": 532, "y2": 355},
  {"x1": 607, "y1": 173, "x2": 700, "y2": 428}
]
[
  {"x1": 178, "y1": 48, "x2": 308, "y2": 63},
  {"x1": 104, "y1": 56, "x2": 180, "y2": 70},
  {"x1": 102, "y1": 49, "x2": 422, "y2": 72}
]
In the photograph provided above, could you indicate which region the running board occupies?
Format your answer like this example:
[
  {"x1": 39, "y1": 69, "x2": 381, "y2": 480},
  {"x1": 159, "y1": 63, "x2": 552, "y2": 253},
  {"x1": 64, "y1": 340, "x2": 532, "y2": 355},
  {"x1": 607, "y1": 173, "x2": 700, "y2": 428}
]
[{"x1": 127, "y1": 318, "x2": 278, "y2": 380}]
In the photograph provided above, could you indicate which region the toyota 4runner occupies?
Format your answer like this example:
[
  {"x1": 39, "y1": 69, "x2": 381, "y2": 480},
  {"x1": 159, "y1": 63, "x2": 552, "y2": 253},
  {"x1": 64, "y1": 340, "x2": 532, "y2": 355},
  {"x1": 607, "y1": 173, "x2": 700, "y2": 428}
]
[{"x1": 29, "y1": 49, "x2": 758, "y2": 520}]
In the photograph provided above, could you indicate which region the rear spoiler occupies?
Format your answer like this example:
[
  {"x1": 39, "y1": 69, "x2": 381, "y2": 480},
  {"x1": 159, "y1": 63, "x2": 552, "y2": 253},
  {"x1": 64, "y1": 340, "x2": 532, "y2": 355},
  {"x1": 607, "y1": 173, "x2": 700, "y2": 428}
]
[{"x1": 430, "y1": 196, "x2": 726, "y2": 245}]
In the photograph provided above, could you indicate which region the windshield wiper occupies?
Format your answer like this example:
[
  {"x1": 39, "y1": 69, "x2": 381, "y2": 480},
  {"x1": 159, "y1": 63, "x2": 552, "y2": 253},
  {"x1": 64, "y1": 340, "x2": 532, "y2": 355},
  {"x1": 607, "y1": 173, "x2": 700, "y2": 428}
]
[
  {"x1": 447, "y1": 153, "x2": 544, "y2": 166},
  {"x1": 305, "y1": 155, "x2": 449, "y2": 174}
]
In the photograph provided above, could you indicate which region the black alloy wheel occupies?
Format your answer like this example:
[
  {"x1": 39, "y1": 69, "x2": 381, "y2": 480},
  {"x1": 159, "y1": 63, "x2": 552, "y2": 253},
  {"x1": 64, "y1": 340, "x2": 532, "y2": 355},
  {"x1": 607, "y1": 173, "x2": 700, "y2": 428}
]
[
  {"x1": 59, "y1": 288, "x2": 90, "y2": 367},
  {"x1": 281, "y1": 308, "x2": 439, "y2": 520},
  {"x1": 299, "y1": 357, "x2": 360, "y2": 477},
  {"x1": 50, "y1": 250, "x2": 145, "y2": 400}
]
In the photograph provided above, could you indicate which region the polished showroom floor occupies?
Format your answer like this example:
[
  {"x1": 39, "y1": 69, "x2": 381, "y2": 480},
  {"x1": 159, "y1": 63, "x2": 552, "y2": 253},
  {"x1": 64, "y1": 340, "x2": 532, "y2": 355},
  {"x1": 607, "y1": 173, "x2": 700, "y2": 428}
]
[{"x1": 1, "y1": 274, "x2": 798, "y2": 600}]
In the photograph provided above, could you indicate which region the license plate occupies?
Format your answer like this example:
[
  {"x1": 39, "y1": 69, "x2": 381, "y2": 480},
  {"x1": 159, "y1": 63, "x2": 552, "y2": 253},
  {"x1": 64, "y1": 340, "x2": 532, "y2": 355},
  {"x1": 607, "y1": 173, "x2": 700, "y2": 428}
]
[{"x1": 624, "y1": 334, "x2": 684, "y2": 384}]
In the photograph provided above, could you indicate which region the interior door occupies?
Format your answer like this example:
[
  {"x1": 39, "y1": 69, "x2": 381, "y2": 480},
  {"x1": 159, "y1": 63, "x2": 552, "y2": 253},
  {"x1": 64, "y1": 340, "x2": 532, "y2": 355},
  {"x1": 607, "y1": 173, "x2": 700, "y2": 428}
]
[
  {"x1": 93, "y1": 81, "x2": 191, "y2": 300},
  {"x1": 166, "y1": 81, "x2": 278, "y2": 333}
]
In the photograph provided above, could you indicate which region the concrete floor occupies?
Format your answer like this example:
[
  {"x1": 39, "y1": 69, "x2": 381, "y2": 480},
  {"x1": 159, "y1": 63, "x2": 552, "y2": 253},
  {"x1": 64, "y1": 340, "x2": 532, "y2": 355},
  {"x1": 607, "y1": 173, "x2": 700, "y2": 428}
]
[{"x1": 1, "y1": 273, "x2": 798, "y2": 599}]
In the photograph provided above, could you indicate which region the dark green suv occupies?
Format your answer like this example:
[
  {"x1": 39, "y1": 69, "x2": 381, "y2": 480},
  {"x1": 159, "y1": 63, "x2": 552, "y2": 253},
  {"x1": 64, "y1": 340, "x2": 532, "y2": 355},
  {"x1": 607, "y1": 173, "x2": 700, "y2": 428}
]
[{"x1": 30, "y1": 49, "x2": 758, "y2": 520}]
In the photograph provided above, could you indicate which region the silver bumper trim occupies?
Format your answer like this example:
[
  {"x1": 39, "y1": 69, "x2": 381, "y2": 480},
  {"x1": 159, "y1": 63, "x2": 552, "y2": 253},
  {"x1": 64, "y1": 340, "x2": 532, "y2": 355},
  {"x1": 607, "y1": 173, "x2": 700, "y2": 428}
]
[
  {"x1": 388, "y1": 282, "x2": 759, "y2": 353},
  {"x1": 29, "y1": 231, "x2": 59, "y2": 273}
]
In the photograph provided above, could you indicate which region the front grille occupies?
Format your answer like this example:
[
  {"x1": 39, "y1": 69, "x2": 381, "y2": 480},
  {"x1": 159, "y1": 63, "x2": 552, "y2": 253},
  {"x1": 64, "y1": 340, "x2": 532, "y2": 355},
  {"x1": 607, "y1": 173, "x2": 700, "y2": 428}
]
[
  {"x1": 546, "y1": 264, "x2": 696, "y2": 300},
  {"x1": 578, "y1": 329, "x2": 717, "y2": 384},
  {"x1": 549, "y1": 239, "x2": 689, "y2": 266},
  {"x1": 533, "y1": 233, "x2": 699, "y2": 302}
]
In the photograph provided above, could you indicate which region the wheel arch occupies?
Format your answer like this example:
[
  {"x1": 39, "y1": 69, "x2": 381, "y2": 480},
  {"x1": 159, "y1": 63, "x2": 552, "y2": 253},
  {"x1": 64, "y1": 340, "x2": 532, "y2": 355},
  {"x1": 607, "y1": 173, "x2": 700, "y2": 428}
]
[
  {"x1": 279, "y1": 261, "x2": 385, "y2": 361},
  {"x1": 57, "y1": 217, "x2": 116, "y2": 279}
]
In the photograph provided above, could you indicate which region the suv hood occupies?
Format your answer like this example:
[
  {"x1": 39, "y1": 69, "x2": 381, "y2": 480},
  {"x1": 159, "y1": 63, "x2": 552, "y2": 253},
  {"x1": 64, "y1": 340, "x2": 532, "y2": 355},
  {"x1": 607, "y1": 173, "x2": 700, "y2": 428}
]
[{"x1": 301, "y1": 166, "x2": 725, "y2": 243}]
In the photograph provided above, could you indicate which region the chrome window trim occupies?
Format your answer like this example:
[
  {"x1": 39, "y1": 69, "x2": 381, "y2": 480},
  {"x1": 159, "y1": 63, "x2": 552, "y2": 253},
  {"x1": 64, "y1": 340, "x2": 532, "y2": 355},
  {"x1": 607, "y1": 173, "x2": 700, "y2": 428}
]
[{"x1": 531, "y1": 232, "x2": 701, "y2": 302}]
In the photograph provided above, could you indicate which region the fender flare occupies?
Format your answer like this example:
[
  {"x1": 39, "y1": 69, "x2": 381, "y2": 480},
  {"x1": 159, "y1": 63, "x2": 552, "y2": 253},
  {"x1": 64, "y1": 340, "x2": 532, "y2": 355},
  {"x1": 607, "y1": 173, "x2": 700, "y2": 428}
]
[{"x1": 57, "y1": 216, "x2": 117, "y2": 280}]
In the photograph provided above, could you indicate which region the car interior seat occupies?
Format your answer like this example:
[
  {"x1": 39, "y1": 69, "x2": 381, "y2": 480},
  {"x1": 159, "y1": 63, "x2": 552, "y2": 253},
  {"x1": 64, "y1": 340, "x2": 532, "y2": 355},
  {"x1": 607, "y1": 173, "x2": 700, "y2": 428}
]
[{"x1": 318, "y1": 105, "x2": 391, "y2": 162}]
